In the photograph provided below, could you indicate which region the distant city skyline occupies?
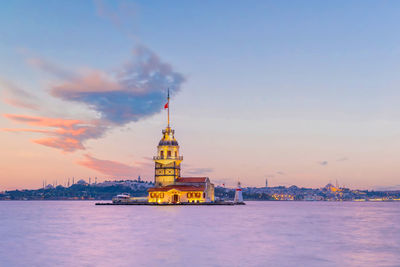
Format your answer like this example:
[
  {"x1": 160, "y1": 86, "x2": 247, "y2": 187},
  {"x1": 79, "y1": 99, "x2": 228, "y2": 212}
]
[{"x1": 1, "y1": 1, "x2": 400, "y2": 190}]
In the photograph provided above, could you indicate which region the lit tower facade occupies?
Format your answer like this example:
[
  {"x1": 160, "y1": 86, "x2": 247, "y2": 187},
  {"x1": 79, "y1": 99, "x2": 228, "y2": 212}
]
[{"x1": 153, "y1": 90, "x2": 183, "y2": 187}]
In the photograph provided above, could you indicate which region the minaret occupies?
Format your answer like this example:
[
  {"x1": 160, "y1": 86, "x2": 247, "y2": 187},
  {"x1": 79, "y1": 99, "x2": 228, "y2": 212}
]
[{"x1": 153, "y1": 89, "x2": 183, "y2": 187}]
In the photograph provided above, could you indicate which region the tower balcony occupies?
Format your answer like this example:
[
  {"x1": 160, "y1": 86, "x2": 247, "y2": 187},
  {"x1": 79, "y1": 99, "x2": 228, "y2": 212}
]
[{"x1": 153, "y1": 156, "x2": 183, "y2": 161}]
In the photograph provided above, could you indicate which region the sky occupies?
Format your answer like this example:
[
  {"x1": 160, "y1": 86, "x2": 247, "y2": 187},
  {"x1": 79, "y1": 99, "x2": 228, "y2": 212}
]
[{"x1": 1, "y1": 0, "x2": 400, "y2": 190}]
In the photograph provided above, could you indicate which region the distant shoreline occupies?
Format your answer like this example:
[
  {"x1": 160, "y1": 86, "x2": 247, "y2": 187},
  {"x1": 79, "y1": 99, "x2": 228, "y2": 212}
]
[
  {"x1": 2, "y1": 181, "x2": 400, "y2": 202},
  {"x1": 1, "y1": 199, "x2": 399, "y2": 202}
]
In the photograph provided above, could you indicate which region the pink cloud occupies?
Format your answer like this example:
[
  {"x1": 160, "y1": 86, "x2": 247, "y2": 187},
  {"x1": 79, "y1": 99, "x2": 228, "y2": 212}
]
[
  {"x1": 51, "y1": 70, "x2": 121, "y2": 99},
  {"x1": 3, "y1": 114, "x2": 106, "y2": 152},
  {"x1": 0, "y1": 80, "x2": 39, "y2": 110},
  {"x1": 34, "y1": 137, "x2": 84, "y2": 152},
  {"x1": 4, "y1": 46, "x2": 184, "y2": 154},
  {"x1": 27, "y1": 57, "x2": 75, "y2": 80},
  {"x1": 77, "y1": 154, "x2": 138, "y2": 177},
  {"x1": 3, "y1": 128, "x2": 51, "y2": 134},
  {"x1": 43, "y1": 45, "x2": 184, "y2": 125},
  {"x1": 4, "y1": 114, "x2": 82, "y2": 128},
  {"x1": 2, "y1": 98, "x2": 39, "y2": 110}
]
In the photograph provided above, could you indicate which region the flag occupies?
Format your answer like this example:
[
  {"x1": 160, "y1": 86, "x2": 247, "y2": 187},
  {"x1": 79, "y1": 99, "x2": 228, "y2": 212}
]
[{"x1": 164, "y1": 102, "x2": 169, "y2": 109}]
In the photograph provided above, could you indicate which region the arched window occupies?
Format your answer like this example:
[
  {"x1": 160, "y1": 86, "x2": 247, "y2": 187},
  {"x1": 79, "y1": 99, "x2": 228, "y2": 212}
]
[
  {"x1": 167, "y1": 151, "x2": 172, "y2": 157},
  {"x1": 160, "y1": 151, "x2": 164, "y2": 158},
  {"x1": 175, "y1": 151, "x2": 177, "y2": 157}
]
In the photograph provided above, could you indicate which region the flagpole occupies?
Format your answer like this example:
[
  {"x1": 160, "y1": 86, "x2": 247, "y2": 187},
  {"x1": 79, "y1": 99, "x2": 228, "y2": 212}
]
[{"x1": 167, "y1": 88, "x2": 170, "y2": 128}]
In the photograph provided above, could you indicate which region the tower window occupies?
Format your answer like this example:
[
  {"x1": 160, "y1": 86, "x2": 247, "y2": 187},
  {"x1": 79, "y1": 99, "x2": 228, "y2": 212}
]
[
  {"x1": 175, "y1": 151, "x2": 177, "y2": 157},
  {"x1": 167, "y1": 151, "x2": 172, "y2": 157},
  {"x1": 160, "y1": 151, "x2": 164, "y2": 158}
]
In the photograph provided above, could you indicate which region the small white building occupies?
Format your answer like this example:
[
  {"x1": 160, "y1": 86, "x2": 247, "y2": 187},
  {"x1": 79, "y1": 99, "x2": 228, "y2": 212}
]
[{"x1": 234, "y1": 182, "x2": 244, "y2": 203}]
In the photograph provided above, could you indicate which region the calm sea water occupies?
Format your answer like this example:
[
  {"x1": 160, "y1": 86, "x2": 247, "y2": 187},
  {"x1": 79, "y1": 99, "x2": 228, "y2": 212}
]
[{"x1": 0, "y1": 201, "x2": 399, "y2": 267}]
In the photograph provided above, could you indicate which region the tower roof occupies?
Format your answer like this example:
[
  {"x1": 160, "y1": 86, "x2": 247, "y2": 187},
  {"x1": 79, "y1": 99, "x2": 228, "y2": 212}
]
[
  {"x1": 158, "y1": 127, "x2": 179, "y2": 146},
  {"x1": 159, "y1": 139, "x2": 179, "y2": 146},
  {"x1": 176, "y1": 177, "x2": 208, "y2": 183}
]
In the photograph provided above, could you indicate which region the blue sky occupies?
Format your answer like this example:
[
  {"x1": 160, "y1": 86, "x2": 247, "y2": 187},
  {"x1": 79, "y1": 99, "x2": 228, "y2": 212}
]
[{"x1": 1, "y1": 1, "x2": 400, "y2": 190}]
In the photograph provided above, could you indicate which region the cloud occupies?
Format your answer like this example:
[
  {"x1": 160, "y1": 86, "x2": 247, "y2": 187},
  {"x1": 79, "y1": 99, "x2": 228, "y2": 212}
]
[
  {"x1": 184, "y1": 167, "x2": 214, "y2": 175},
  {"x1": 27, "y1": 57, "x2": 76, "y2": 80},
  {"x1": 34, "y1": 137, "x2": 85, "y2": 152},
  {"x1": 2, "y1": 4, "x2": 186, "y2": 180},
  {"x1": 77, "y1": 154, "x2": 138, "y2": 177},
  {"x1": 1, "y1": 80, "x2": 39, "y2": 110},
  {"x1": 4, "y1": 45, "x2": 184, "y2": 153},
  {"x1": 93, "y1": 0, "x2": 138, "y2": 36},
  {"x1": 337, "y1": 157, "x2": 349, "y2": 162},
  {"x1": 276, "y1": 171, "x2": 285, "y2": 175},
  {"x1": 50, "y1": 45, "x2": 185, "y2": 124},
  {"x1": 51, "y1": 70, "x2": 121, "y2": 96},
  {"x1": 318, "y1": 161, "x2": 328, "y2": 166},
  {"x1": 3, "y1": 114, "x2": 106, "y2": 152}
]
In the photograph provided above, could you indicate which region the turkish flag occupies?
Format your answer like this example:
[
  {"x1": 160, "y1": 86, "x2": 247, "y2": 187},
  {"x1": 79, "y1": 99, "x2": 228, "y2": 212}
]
[{"x1": 164, "y1": 102, "x2": 169, "y2": 109}]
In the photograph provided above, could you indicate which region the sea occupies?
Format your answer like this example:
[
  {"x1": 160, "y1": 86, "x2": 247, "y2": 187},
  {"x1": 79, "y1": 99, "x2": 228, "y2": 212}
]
[{"x1": 0, "y1": 201, "x2": 399, "y2": 267}]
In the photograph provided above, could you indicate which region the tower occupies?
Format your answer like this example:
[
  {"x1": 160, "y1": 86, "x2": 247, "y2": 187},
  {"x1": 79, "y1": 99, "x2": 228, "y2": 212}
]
[
  {"x1": 234, "y1": 181, "x2": 244, "y2": 203},
  {"x1": 153, "y1": 89, "x2": 183, "y2": 187}
]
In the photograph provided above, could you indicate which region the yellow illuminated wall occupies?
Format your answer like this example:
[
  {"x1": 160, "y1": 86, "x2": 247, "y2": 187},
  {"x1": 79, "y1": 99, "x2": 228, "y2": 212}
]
[
  {"x1": 154, "y1": 127, "x2": 182, "y2": 187},
  {"x1": 148, "y1": 189, "x2": 206, "y2": 203}
]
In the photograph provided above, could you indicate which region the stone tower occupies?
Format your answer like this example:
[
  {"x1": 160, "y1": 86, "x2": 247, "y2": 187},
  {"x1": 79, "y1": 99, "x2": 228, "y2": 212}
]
[
  {"x1": 153, "y1": 126, "x2": 182, "y2": 187},
  {"x1": 153, "y1": 89, "x2": 183, "y2": 187}
]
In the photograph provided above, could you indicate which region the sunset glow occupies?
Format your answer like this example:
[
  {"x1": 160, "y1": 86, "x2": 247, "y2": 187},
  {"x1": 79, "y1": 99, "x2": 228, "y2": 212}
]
[{"x1": 1, "y1": 1, "x2": 400, "y2": 191}]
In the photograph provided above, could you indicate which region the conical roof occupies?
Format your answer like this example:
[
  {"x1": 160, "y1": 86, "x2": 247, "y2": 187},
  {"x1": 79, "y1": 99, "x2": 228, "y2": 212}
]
[{"x1": 158, "y1": 127, "x2": 179, "y2": 146}]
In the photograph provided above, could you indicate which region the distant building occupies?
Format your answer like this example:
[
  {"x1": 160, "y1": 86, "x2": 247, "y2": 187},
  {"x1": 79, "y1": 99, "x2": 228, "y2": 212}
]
[
  {"x1": 44, "y1": 184, "x2": 54, "y2": 189},
  {"x1": 324, "y1": 183, "x2": 340, "y2": 192},
  {"x1": 76, "y1": 179, "x2": 88, "y2": 185},
  {"x1": 265, "y1": 178, "x2": 268, "y2": 187}
]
